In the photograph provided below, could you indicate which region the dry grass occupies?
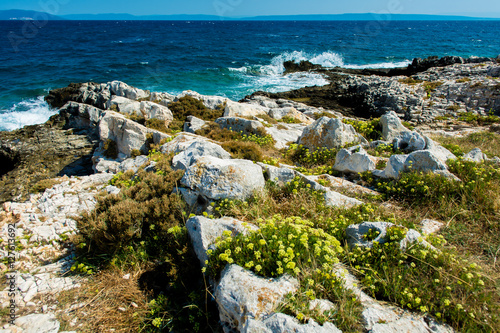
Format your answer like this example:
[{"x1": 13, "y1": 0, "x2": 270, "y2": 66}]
[{"x1": 56, "y1": 269, "x2": 149, "y2": 332}]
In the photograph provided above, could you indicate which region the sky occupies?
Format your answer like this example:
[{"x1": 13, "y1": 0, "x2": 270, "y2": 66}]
[{"x1": 1, "y1": 0, "x2": 500, "y2": 17}]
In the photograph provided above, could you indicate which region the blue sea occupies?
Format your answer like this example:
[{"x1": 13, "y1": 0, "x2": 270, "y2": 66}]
[{"x1": 0, "y1": 20, "x2": 499, "y2": 131}]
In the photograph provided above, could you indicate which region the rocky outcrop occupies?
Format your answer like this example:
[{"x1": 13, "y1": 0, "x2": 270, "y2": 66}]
[
  {"x1": 98, "y1": 111, "x2": 169, "y2": 157},
  {"x1": 380, "y1": 111, "x2": 409, "y2": 141},
  {"x1": 298, "y1": 117, "x2": 366, "y2": 150},
  {"x1": 253, "y1": 57, "x2": 499, "y2": 122},
  {"x1": 180, "y1": 156, "x2": 265, "y2": 201},
  {"x1": 172, "y1": 140, "x2": 231, "y2": 171}
]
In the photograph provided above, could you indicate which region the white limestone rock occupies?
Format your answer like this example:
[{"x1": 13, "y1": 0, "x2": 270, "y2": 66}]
[
  {"x1": 106, "y1": 95, "x2": 141, "y2": 115},
  {"x1": 186, "y1": 216, "x2": 257, "y2": 266},
  {"x1": 298, "y1": 117, "x2": 365, "y2": 150},
  {"x1": 183, "y1": 116, "x2": 207, "y2": 133},
  {"x1": 346, "y1": 222, "x2": 431, "y2": 250},
  {"x1": 160, "y1": 132, "x2": 213, "y2": 155},
  {"x1": 140, "y1": 101, "x2": 173, "y2": 125},
  {"x1": 268, "y1": 107, "x2": 314, "y2": 124},
  {"x1": 380, "y1": 111, "x2": 408, "y2": 141},
  {"x1": 243, "y1": 313, "x2": 342, "y2": 333},
  {"x1": 392, "y1": 131, "x2": 427, "y2": 153},
  {"x1": 99, "y1": 111, "x2": 169, "y2": 157},
  {"x1": 334, "y1": 146, "x2": 376, "y2": 173},
  {"x1": 464, "y1": 148, "x2": 487, "y2": 163},
  {"x1": 258, "y1": 163, "x2": 296, "y2": 186},
  {"x1": 14, "y1": 313, "x2": 60, "y2": 333},
  {"x1": 266, "y1": 123, "x2": 306, "y2": 149},
  {"x1": 215, "y1": 117, "x2": 266, "y2": 136},
  {"x1": 223, "y1": 100, "x2": 268, "y2": 117},
  {"x1": 108, "y1": 80, "x2": 150, "y2": 100},
  {"x1": 215, "y1": 265, "x2": 299, "y2": 332},
  {"x1": 181, "y1": 156, "x2": 265, "y2": 201},
  {"x1": 172, "y1": 141, "x2": 231, "y2": 171}
]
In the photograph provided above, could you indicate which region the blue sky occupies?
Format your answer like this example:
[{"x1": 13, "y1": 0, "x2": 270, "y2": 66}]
[{"x1": 1, "y1": 0, "x2": 500, "y2": 17}]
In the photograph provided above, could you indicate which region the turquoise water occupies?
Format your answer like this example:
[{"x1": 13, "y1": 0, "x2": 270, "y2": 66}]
[{"x1": 0, "y1": 20, "x2": 499, "y2": 131}]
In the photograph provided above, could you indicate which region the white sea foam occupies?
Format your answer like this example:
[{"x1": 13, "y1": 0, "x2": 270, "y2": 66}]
[{"x1": 0, "y1": 96, "x2": 57, "y2": 132}]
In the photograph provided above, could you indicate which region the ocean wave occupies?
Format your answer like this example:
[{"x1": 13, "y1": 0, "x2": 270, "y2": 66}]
[{"x1": 0, "y1": 96, "x2": 57, "y2": 132}]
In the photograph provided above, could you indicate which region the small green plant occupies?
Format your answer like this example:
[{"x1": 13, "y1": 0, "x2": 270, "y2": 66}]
[
  {"x1": 222, "y1": 141, "x2": 264, "y2": 162},
  {"x1": 240, "y1": 132, "x2": 275, "y2": 147},
  {"x1": 423, "y1": 81, "x2": 443, "y2": 97}
]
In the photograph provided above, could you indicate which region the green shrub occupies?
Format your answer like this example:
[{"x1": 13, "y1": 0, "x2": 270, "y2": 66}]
[
  {"x1": 281, "y1": 116, "x2": 302, "y2": 124},
  {"x1": 145, "y1": 118, "x2": 168, "y2": 133},
  {"x1": 206, "y1": 215, "x2": 363, "y2": 331},
  {"x1": 169, "y1": 96, "x2": 223, "y2": 123},
  {"x1": 348, "y1": 226, "x2": 497, "y2": 331},
  {"x1": 103, "y1": 139, "x2": 118, "y2": 159},
  {"x1": 342, "y1": 118, "x2": 382, "y2": 141},
  {"x1": 221, "y1": 141, "x2": 263, "y2": 162}
]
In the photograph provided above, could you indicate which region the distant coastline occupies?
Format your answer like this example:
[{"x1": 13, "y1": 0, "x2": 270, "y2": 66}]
[{"x1": 1, "y1": 9, "x2": 500, "y2": 21}]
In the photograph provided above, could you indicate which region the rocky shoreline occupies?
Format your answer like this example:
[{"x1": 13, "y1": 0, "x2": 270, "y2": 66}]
[{"x1": 0, "y1": 57, "x2": 499, "y2": 332}]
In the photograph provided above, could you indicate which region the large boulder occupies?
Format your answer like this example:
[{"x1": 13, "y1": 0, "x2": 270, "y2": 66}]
[
  {"x1": 215, "y1": 117, "x2": 266, "y2": 136},
  {"x1": 180, "y1": 156, "x2": 265, "y2": 201},
  {"x1": 98, "y1": 111, "x2": 169, "y2": 157},
  {"x1": 392, "y1": 131, "x2": 426, "y2": 153},
  {"x1": 108, "y1": 80, "x2": 150, "y2": 100},
  {"x1": 405, "y1": 150, "x2": 448, "y2": 173},
  {"x1": 380, "y1": 111, "x2": 408, "y2": 141},
  {"x1": 334, "y1": 146, "x2": 376, "y2": 173},
  {"x1": 383, "y1": 154, "x2": 409, "y2": 179},
  {"x1": 140, "y1": 101, "x2": 173, "y2": 125},
  {"x1": 172, "y1": 141, "x2": 231, "y2": 171},
  {"x1": 160, "y1": 133, "x2": 214, "y2": 155},
  {"x1": 215, "y1": 265, "x2": 299, "y2": 332},
  {"x1": 298, "y1": 117, "x2": 365, "y2": 150},
  {"x1": 223, "y1": 100, "x2": 268, "y2": 118},
  {"x1": 186, "y1": 216, "x2": 257, "y2": 266}
]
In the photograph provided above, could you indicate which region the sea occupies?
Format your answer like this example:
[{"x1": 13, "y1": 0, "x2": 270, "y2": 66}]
[{"x1": 0, "y1": 20, "x2": 499, "y2": 131}]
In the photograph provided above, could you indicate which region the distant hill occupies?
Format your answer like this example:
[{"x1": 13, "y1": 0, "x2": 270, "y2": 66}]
[
  {"x1": 0, "y1": 10, "x2": 498, "y2": 21},
  {"x1": 0, "y1": 9, "x2": 64, "y2": 20},
  {"x1": 239, "y1": 13, "x2": 499, "y2": 21},
  {"x1": 62, "y1": 13, "x2": 224, "y2": 20}
]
